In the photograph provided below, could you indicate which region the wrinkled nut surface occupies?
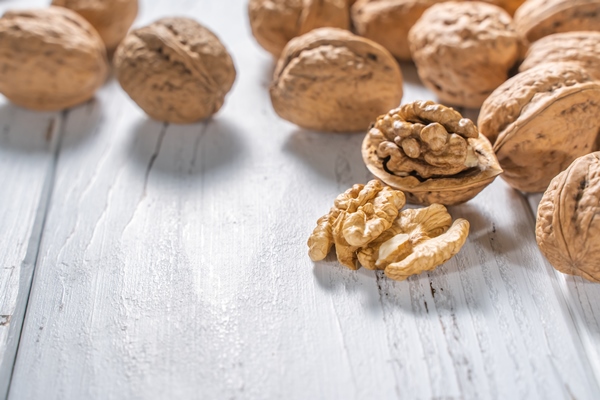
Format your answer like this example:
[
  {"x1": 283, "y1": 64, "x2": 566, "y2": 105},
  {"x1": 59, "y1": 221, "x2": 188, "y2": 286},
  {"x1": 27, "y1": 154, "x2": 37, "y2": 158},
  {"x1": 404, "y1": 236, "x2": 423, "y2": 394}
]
[
  {"x1": 536, "y1": 152, "x2": 600, "y2": 283},
  {"x1": 52, "y1": 0, "x2": 138, "y2": 51},
  {"x1": 514, "y1": 0, "x2": 600, "y2": 44},
  {"x1": 308, "y1": 180, "x2": 406, "y2": 269},
  {"x1": 478, "y1": 62, "x2": 600, "y2": 193},
  {"x1": 408, "y1": 1, "x2": 520, "y2": 108},
  {"x1": 520, "y1": 32, "x2": 600, "y2": 80},
  {"x1": 114, "y1": 17, "x2": 236, "y2": 124},
  {"x1": 0, "y1": 7, "x2": 108, "y2": 111},
  {"x1": 270, "y1": 28, "x2": 403, "y2": 132},
  {"x1": 248, "y1": 0, "x2": 349, "y2": 57},
  {"x1": 362, "y1": 101, "x2": 502, "y2": 205}
]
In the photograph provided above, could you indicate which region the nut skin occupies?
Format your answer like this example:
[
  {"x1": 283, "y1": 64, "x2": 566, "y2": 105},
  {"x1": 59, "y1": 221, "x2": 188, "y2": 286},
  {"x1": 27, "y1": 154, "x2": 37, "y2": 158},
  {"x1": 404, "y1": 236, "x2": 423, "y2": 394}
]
[
  {"x1": 114, "y1": 17, "x2": 236, "y2": 124},
  {"x1": 514, "y1": 0, "x2": 600, "y2": 44},
  {"x1": 536, "y1": 152, "x2": 600, "y2": 283},
  {"x1": 478, "y1": 62, "x2": 600, "y2": 193},
  {"x1": 248, "y1": 0, "x2": 350, "y2": 57},
  {"x1": 408, "y1": 1, "x2": 520, "y2": 108},
  {"x1": 270, "y1": 28, "x2": 403, "y2": 132},
  {"x1": 0, "y1": 7, "x2": 108, "y2": 112},
  {"x1": 52, "y1": 0, "x2": 138, "y2": 51}
]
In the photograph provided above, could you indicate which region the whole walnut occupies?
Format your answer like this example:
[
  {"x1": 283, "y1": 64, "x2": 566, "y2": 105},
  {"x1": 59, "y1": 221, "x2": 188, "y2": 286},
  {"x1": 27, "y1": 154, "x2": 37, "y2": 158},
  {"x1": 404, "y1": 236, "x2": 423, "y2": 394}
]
[
  {"x1": 52, "y1": 0, "x2": 138, "y2": 51},
  {"x1": 248, "y1": 0, "x2": 350, "y2": 57},
  {"x1": 114, "y1": 18, "x2": 236, "y2": 124},
  {"x1": 478, "y1": 62, "x2": 600, "y2": 193},
  {"x1": 514, "y1": 0, "x2": 600, "y2": 44},
  {"x1": 0, "y1": 7, "x2": 108, "y2": 111},
  {"x1": 270, "y1": 28, "x2": 403, "y2": 132},
  {"x1": 536, "y1": 152, "x2": 600, "y2": 283},
  {"x1": 409, "y1": 1, "x2": 520, "y2": 108}
]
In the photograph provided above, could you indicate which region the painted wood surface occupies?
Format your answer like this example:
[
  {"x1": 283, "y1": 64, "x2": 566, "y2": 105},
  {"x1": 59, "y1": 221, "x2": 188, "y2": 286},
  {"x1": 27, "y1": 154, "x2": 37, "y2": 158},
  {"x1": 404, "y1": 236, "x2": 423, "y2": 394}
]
[{"x1": 0, "y1": 0, "x2": 599, "y2": 399}]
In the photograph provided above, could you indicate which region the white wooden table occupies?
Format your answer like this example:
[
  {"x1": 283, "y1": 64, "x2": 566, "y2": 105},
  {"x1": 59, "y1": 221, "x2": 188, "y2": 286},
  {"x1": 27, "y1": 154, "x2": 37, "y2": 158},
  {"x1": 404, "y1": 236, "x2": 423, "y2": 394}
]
[{"x1": 1, "y1": 0, "x2": 600, "y2": 399}]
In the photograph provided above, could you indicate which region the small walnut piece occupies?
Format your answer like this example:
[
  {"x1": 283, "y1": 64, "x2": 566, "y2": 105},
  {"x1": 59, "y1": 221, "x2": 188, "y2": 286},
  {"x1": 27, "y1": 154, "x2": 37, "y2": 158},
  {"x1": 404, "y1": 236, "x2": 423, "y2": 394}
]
[
  {"x1": 520, "y1": 32, "x2": 600, "y2": 80},
  {"x1": 536, "y1": 152, "x2": 600, "y2": 283},
  {"x1": 0, "y1": 7, "x2": 108, "y2": 111},
  {"x1": 52, "y1": 0, "x2": 138, "y2": 51},
  {"x1": 478, "y1": 62, "x2": 600, "y2": 193},
  {"x1": 114, "y1": 18, "x2": 236, "y2": 124},
  {"x1": 514, "y1": 0, "x2": 600, "y2": 44},
  {"x1": 248, "y1": 0, "x2": 349, "y2": 57},
  {"x1": 362, "y1": 101, "x2": 502, "y2": 205},
  {"x1": 270, "y1": 28, "x2": 403, "y2": 132},
  {"x1": 408, "y1": 1, "x2": 520, "y2": 108}
]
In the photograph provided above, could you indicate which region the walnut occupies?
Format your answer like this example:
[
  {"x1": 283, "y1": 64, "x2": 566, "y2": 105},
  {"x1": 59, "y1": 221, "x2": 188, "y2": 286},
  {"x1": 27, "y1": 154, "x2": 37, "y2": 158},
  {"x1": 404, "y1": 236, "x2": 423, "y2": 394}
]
[
  {"x1": 478, "y1": 62, "x2": 600, "y2": 193},
  {"x1": 248, "y1": 0, "x2": 350, "y2": 57},
  {"x1": 114, "y1": 17, "x2": 236, "y2": 124},
  {"x1": 520, "y1": 32, "x2": 600, "y2": 80},
  {"x1": 0, "y1": 7, "x2": 108, "y2": 111},
  {"x1": 307, "y1": 180, "x2": 406, "y2": 269},
  {"x1": 514, "y1": 0, "x2": 600, "y2": 44},
  {"x1": 270, "y1": 28, "x2": 403, "y2": 132},
  {"x1": 362, "y1": 101, "x2": 502, "y2": 205},
  {"x1": 536, "y1": 152, "x2": 600, "y2": 283},
  {"x1": 52, "y1": 0, "x2": 138, "y2": 51},
  {"x1": 408, "y1": 1, "x2": 520, "y2": 108},
  {"x1": 357, "y1": 204, "x2": 470, "y2": 281}
]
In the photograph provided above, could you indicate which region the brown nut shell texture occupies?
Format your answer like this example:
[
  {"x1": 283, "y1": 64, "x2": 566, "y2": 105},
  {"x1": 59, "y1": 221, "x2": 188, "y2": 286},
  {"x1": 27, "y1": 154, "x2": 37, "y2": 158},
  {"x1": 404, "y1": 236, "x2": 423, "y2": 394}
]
[
  {"x1": 536, "y1": 152, "x2": 600, "y2": 283},
  {"x1": 0, "y1": 7, "x2": 109, "y2": 111},
  {"x1": 114, "y1": 17, "x2": 236, "y2": 124},
  {"x1": 52, "y1": 0, "x2": 138, "y2": 51},
  {"x1": 248, "y1": 0, "x2": 349, "y2": 57},
  {"x1": 270, "y1": 28, "x2": 403, "y2": 132},
  {"x1": 514, "y1": 0, "x2": 600, "y2": 44},
  {"x1": 362, "y1": 101, "x2": 502, "y2": 206},
  {"x1": 478, "y1": 62, "x2": 600, "y2": 193}
]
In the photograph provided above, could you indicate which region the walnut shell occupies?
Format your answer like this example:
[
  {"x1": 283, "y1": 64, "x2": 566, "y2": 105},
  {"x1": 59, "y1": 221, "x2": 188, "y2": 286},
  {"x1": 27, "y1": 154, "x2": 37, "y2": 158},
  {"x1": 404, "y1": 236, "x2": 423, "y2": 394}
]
[
  {"x1": 520, "y1": 32, "x2": 600, "y2": 80},
  {"x1": 270, "y1": 27, "x2": 403, "y2": 132},
  {"x1": 408, "y1": 1, "x2": 520, "y2": 108},
  {"x1": 248, "y1": 0, "x2": 350, "y2": 57},
  {"x1": 0, "y1": 7, "x2": 108, "y2": 111},
  {"x1": 114, "y1": 17, "x2": 236, "y2": 124},
  {"x1": 478, "y1": 62, "x2": 600, "y2": 193},
  {"x1": 536, "y1": 152, "x2": 600, "y2": 282},
  {"x1": 52, "y1": 0, "x2": 138, "y2": 51},
  {"x1": 514, "y1": 0, "x2": 600, "y2": 44}
]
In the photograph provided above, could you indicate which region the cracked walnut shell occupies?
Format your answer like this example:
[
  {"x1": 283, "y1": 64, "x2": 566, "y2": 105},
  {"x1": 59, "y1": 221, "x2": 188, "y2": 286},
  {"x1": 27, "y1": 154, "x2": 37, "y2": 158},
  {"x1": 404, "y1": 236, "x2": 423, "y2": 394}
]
[
  {"x1": 270, "y1": 28, "x2": 403, "y2": 132},
  {"x1": 478, "y1": 62, "x2": 600, "y2": 193},
  {"x1": 114, "y1": 18, "x2": 236, "y2": 124},
  {"x1": 248, "y1": 0, "x2": 350, "y2": 57},
  {"x1": 362, "y1": 101, "x2": 502, "y2": 205},
  {"x1": 0, "y1": 7, "x2": 108, "y2": 111},
  {"x1": 536, "y1": 152, "x2": 600, "y2": 282}
]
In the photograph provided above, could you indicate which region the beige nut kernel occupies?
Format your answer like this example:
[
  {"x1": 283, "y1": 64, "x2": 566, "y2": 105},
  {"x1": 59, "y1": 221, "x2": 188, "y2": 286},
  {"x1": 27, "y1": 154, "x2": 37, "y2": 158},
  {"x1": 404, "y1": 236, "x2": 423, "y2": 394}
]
[
  {"x1": 52, "y1": 0, "x2": 138, "y2": 51},
  {"x1": 114, "y1": 17, "x2": 236, "y2": 124},
  {"x1": 408, "y1": 1, "x2": 520, "y2": 108},
  {"x1": 0, "y1": 7, "x2": 108, "y2": 111},
  {"x1": 362, "y1": 101, "x2": 502, "y2": 205},
  {"x1": 536, "y1": 152, "x2": 600, "y2": 283},
  {"x1": 478, "y1": 62, "x2": 600, "y2": 193},
  {"x1": 270, "y1": 28, "x2": 403, "y2": 132},
  {"x1": 248, "y1": 0, "x2": 350, "y2": 57}
]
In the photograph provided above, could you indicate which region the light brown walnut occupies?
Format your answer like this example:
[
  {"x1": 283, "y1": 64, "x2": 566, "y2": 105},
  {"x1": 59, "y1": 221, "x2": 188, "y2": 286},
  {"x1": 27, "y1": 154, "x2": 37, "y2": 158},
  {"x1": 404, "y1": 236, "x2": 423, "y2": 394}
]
[
  {"x1": 270, "y1": 28, "x2": 403, "y2": 132},
  {"x1": 248, "y1": 0, "x2": 350, "y2": 57},
  {"x1": 536, "y1": 152, "x2": 600, "y2": 283},
  {"x1": 362, "y1": 101, "x2": 502, "y2": 205},
  {"x1": 478, "y1": 62, "x2": 600, "y2": 193},
  {"x1": 0, "y1": 7, "x2": 108, "y2": 111},
  {"x1": 52, "y1": 0, "x2": 138, "y2": 51},
  {"x1": 114, "y1": 17, "x2": 236, "y2": 124}
]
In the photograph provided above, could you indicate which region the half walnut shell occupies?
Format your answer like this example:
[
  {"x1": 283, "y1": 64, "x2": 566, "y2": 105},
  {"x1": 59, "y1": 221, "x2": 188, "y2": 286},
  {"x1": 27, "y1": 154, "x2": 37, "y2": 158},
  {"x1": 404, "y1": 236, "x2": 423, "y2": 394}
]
[{"x1": 362, "y1": 101, "x2": 502, "y2": 205}]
